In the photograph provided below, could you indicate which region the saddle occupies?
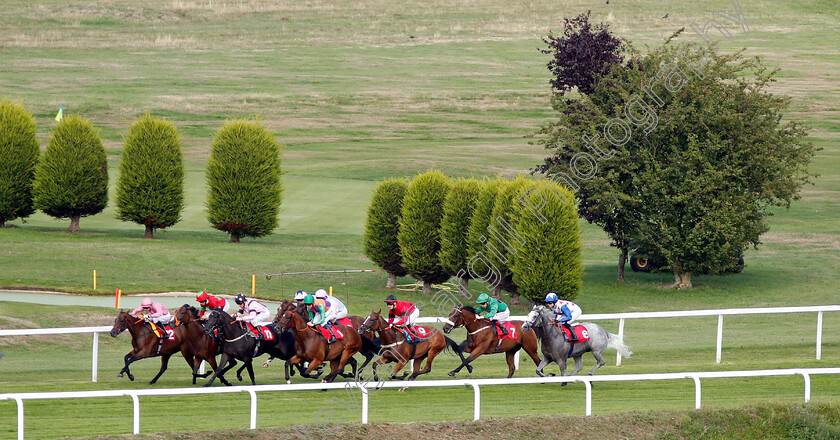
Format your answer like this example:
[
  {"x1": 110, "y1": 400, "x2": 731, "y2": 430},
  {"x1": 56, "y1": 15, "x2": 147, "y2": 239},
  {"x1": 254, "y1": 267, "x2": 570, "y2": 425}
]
[
  {"x1": 150, "y1": 322, "x2": 174, "y2": 340},
  {"x1": 495, "y1": 321, "x2": 517, "y2": 340},
  {"x1": 244, "y1": 322, "x2": 276, "y2": 341},
  {"x1": 315, "y1": 325, "x2": 345, "y2": 341},
  {"x1": 553, "y1": 322, "x2": 590, "y2": 344},
  {"x1": 398, "y1": 325, "x2": 432, "y2": 343}
]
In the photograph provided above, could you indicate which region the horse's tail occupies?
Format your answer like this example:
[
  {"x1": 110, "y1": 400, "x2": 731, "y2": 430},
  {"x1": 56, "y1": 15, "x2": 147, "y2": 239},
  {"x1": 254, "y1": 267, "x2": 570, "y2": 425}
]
[
  {"x1": 607, "y1": 332, "x2": 633, "y2": 358},
  {"x1": 444, "y1": 336, "x2": 468, "y2": 355}
]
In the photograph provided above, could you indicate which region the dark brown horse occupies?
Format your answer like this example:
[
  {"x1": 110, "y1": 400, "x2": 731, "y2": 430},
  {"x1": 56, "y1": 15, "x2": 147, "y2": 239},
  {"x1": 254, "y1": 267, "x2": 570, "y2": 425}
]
[
  {"x1": 357, "y1": 309, "x2": 450, "y2": 381},
  {"x1": 172, "y1": 305, "x2": 231, "y2": 385},
  {"x1": 277, "y1": 309, "x2": 362, "y2": 382},
  {"x1": 109, "y1": 310, "x2": 202, "y2": 384},
  {"x1": 443, "y1": 305, "x2": 541, "y2": 378}
]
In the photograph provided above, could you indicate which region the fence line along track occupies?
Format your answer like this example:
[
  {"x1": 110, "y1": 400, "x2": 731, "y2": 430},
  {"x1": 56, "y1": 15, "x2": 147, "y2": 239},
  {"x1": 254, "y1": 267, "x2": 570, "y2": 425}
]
[{"x1": 2, "y1": 367, "x2": 839, "y2": 439}]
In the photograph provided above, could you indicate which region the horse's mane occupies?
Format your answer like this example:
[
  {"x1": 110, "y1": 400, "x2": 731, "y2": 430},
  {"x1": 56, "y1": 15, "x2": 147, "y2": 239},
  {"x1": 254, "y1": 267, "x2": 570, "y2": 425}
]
[{"x1": 462, "y1": 305, "x2": 477, "y2": 314}]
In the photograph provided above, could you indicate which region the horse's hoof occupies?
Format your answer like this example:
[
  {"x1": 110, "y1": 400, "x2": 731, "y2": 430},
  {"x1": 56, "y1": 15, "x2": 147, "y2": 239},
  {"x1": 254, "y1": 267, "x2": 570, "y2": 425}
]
[
  {"x1": 398, "y1": 387, "x2": 407, "y2": 392},
  {"x1": 203, "y1": 384, "x2": 211, "y2": 388},
  {"x1": 128, "y1": 375, "x2": 135, "y2": 381},
  {"x1": 117, "y1": 373, "x2": 123, "y2": 379},
  {"x1": 549, "y1": 373, "x2": 556, "y2": 377},
  {"x1": 448, "y1": 371, "x2": 456, "y2": 377},
  {"x1": 148, "y1": 381, "x2": 155, "y2": 385},
  {"x1": 287, "y1": 380, "x2": 292, "y2": 384},
  {"x1": 262, "y1": 363, "x2": 270, "y2": 368},
  {"x1": 467, "y1": 366, "x2": 474, "y2": 374}
]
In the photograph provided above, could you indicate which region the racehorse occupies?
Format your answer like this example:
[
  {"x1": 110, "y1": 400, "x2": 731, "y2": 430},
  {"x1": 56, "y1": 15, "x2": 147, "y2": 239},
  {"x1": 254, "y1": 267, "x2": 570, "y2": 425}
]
[
  {"x1": 277, "y1": 308, "x2": 362, "y2": 382},
  {"x1": 522, "y1": 304, "x2": 632, "y2": 378},
  {"x1": 109, "y1": 310, "x2": 203, "y2": 384},
  {"x1": 268, "y1": 300, "x2": 380, "y2": 379},
  {"x1": 357, "y1": 310, "x2": 442, "y2": 381},
  {"x1": 201, "y1": 309, "x2": 305, "y2": 386},
  {"x1": 443, "y1": 305, "x2": 541, "y2": 378},
  {"x1": 171, "y1": 305, "x2": 230, "y2": 385}
]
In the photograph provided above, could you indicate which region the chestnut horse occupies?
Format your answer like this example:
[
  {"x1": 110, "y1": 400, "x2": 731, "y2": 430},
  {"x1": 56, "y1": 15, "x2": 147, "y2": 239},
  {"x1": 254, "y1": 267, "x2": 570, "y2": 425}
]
[
  {"x1": 277, "y1": 309, "x2": 361, "y2": 382},
  {"x1": 442, "y1": 305, "x2": 541, "y2": 378},
  {"x1": 109, "y1": 311, "x2": 203, "y2": 384},
  {"x1": 357, "y1": 309, "x2": 466, "y2": 381}
]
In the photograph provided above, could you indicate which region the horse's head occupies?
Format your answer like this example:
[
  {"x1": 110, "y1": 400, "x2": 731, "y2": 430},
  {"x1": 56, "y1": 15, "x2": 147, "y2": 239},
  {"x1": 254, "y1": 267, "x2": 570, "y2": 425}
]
[
  {"x1": 173, "y1": 304, "x2": 195, "y2": 326},
  {"x1": 522, "y1": 304, "x2": 549, "y2": 332},
  {"x1": 278, "y1": 309, "x2": 298, "y2": 330},
  {"x1": 202, "y1": 310, "x2": 222, "y2": 336},
  {"x1": 358, "y1": 309, "x2": 384, "y2": 334},
  {"x1": 110, "y1": 311, "x2": 130, "y2": 337},
  {"x1": 443, "y1": 306, "x2": 464, "y2": 334}
]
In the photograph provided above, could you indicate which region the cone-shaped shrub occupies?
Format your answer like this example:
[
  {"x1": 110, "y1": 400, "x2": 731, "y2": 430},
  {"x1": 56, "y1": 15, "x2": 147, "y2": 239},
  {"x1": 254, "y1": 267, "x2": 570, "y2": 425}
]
[
  {"x1": 398, "y1": 170, "x2": 451, "y2": 294},
  {"x1": 485, "y1": 176, "x2": 533, "y2": 304},
  {"x1": 364, "y1": 178, "x2": 410, "y2": 289},
  {"x1": 511, "y1": 179, "x2": 582, "y2": 302},
  {"x1": 33, "y1": 115, "x2": 108, "y2": 233},
  {"x1": 206, "y1": 119, "x2": 282, "y2": 242},
  {"x1": 116, "y1": 114, "x2": 184, "y2": 239},
  {"x1": 466, "y1": 178, "x2": 506, "y2": 293},
  {"x1": 0, "y1": 101, "x2": 39, "y2": 227},
  {"x1": 439, "y1": 178, "x2": 483, "y2": 289}
]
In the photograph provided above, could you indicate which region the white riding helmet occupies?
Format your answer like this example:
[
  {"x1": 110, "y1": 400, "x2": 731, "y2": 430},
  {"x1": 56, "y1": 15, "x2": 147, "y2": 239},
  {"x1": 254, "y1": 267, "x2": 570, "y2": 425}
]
[
  {"x1": 314, "y1": 289, "x2": 328, "y2": 299},
  {"x1": 294, "y1": 290, "x2": 307, "y2": 301}
]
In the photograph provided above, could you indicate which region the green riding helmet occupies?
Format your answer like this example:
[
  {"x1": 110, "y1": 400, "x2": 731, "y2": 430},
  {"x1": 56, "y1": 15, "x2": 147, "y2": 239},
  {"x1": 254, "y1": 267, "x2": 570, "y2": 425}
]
[
  {"x1": 476, "y1": 293, "x2": 491, "y2": 304},
  {"x1": 303, "y1": 294, "x2": 315, "y2": 305}
]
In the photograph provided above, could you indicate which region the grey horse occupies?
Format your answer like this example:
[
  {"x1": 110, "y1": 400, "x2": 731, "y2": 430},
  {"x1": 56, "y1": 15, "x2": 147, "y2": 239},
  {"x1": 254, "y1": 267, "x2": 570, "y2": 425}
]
[{"x1": 522, "y1": 304, "x2": 632, "y2": 379}]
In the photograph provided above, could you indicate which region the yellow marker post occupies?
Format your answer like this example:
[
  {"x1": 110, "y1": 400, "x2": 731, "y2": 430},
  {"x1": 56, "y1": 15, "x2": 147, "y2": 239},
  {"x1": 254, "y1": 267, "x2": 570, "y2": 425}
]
[
  {"x1": 329, "y1": 286, "x2": 333, "y2": 296},
  {"x1": 93, "y1": 270, "x2": 97, "y2": 291},
  {"x1": 115, "y1": 289, "x2": 121, "y2": 309},
  {"x1": 251, "y1": 275, "x2": 256, "y2": 296}
]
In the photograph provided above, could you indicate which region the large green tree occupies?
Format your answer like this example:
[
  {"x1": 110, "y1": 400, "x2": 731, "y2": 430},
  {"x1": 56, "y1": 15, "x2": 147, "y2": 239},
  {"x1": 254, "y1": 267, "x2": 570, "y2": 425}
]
[
  {"x1": 0, "y1": 101, "x2": 39, "y2": 228},
  {"x1": 116, "y1": 114, "x2": 184, "y2": 239},
  {"x1": 206, "y1": 120, "x2": 283, "y2": 243},
  {"x1": 466, "y1": 178, "x2": 506, "y2": 297},
  {"x1": 33, "y1": 115, "x2": 108, "y2": 233},
  {"x1": 438, "y1": 178, "x2": 483, "y2": 292},
  {"x1": 485, "y1": 176, "x2": 533, "y2": 304},
  {"x1": 536, "y1": 30, "x2": 816, "y2": 288},
  {"x1": 398, "y1": 170, "x2": 451, "y2": 294},
  {"x1": 363, "y1": 178, "x2": 409, "y2": 289}
]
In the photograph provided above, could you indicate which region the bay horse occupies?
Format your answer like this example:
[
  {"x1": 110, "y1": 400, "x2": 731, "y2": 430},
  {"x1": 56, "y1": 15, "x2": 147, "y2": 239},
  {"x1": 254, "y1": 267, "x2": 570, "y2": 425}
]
[
  {"x1": 109, "y1": 310, "x2": 203, "y2": 384},
  {"x1": 277, "y1": 309, "x2": 362, "y2": 382},
  {"x1": 171, "y1": 305, "x2": 231, "y2": 385},
  {"x1": 357, "y1": 309, "x2": 468, "y2": 381},
  {"x1": 442, "y1": 305, "x2": 541, "y2": 378},
  {"x1": 522, "y1": 304, "x2": 632, "y2": 378}
]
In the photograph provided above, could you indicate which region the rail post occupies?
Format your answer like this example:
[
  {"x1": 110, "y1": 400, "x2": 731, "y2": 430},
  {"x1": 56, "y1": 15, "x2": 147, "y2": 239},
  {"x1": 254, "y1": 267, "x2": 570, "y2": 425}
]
[
  {"x1": 247, "y1": 389, "x2": 258, "y2": 429},
  {"x1": 14, "y1": 396, "x2": 24, "y2": 440},
  {"x1": 797, "y1": 371, "x2": 811, "y2": 403},
  {"x1": 582, "y1": 379, "x2": 593, "y2": 416},
  {"x1": 469, "y1": 382, "x2": 481, "y2": 421},
  {"x1": 716, "y1": 314, "x2": 724, "y2": 363},
  {"x1": 91, "y1": 332, "x2": 99, "y2": 382},
  {"x1": 360, "y1": 383, "x2": 369, "y2": 424},
  {"x1": 816, "y1": 311, "x2": 823, "y2": 360},
  {"x1": 128, "y1": 392, "x2": 140, "y2": 434},
  {"x1": 616, "y1": 318, "x2": 626, "y2": 366},
  {"x1": 688, "y1": 375, "x2": 702, "y2": 409}
]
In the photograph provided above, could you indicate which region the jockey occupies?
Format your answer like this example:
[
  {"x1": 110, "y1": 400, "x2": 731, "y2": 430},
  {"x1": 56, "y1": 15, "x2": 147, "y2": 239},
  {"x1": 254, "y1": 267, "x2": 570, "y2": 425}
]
[
  {"x1": 385, "y1": 294, "x2": 419, "y2": 328},
  {"x1": 131, "y1": 298, "x2": 172, "y2": 336},
  {"x1": 234, "y1": 294, "x2": 271, "y2": 326},
  {"x1": 294, "y1": 290, "x2": 307, "y2": 306},
  {"x1": 545, "y1": 292, "x2": 581, "y2": 342},
  {"x1": 304, "y1": 294, "x2": 336, "y2": 343},
  {"x1": 475, "y1": 293, "x2": 510, "y2": 337},
  {"x1": 315, "y1": 289, "x2": 348, "y2": 323},
  {"x1": 196, "y1": 290, "x2": 230, "y2": 317}
]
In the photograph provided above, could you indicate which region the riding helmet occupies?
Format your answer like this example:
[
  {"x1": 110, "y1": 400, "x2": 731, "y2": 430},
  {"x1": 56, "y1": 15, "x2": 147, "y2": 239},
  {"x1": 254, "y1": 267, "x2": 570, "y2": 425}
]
[
  {"x1": 294, "y1": 290, "x2": 307, "y2": 301},
  {"x1": 314, "y1": 289, "x2": 328, "y2": 299},
  {"x1": 544, "y1": 292, "x2": 559, "y2": 303},
  {"x1": 385, "y1": 294, "x2": 397, "y2": 304},
  {"x1": 235, "y1": 293, "x2": 247, "y2": 304},
  {"x1": 303, "y1": 294, "x2": 315, "y2": 305},
  {"x1": 196, "y1": 291, "x2": 208, "y2": 302},
  {"x1": 140, "y1": 298, "x2": 153, "y2": 308},
  {"x1": 476, "y1": 293, "x2": 491, "y2": 304}
]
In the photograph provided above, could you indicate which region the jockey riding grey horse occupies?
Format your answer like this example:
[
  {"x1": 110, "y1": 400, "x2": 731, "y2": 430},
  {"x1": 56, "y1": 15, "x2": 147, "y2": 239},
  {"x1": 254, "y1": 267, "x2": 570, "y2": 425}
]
[{"x1": 522, "y1": 304, "x2": 632, "y2": 378}]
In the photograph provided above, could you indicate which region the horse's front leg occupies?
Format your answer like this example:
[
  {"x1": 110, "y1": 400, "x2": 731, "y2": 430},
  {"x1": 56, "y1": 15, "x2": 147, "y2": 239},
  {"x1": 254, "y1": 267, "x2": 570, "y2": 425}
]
[
  {"x1": 569, "y1": 355, "x2": 584, "y2": 376},
  {"x1": 303, "y1": 358, "x2": 324, "y2": 378},
  {"x1": 504, "y1": 350, "x2": 517, "y2": 378},
  {"x1": 245, "y1": 360, "x2": 256, "y2": 385},
  {"x1": 118, "y1": 350, "x2": 140, "y2": 381},
  {"x1": 204, "y1": 353, "x2": 231, "y2": 387},
  {"x1": 148, "y1": 352, "x2": 174, "y2": 385},
  {"x1": 448, "y1": 342, "x2": 487, "y2": 377},
  {"x1": 535, "y1": 356, "x2": 552, "y2": 377}
]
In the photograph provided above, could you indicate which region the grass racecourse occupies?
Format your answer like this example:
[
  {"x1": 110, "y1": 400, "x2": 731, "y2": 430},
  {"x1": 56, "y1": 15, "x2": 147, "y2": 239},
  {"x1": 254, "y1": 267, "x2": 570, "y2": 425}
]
[{"x1": 1, "y1": 0, "x2": 839, "y2": 438}]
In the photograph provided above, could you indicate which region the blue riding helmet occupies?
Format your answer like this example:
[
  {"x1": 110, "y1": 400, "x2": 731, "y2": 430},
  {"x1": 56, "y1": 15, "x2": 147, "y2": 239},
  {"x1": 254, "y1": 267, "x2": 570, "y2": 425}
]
[{"x1": 544, "y1": 292, "x2": 559, "y2": 303}]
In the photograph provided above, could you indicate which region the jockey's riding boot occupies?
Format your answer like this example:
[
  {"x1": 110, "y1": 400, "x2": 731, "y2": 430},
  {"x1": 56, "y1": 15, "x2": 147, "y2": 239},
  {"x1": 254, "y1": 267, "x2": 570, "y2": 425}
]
[
  {"x1": 328, "y1": 329, "x2": 337, "y2": 344},
  {"x1": 563, "y1": 323, "x2": 579, "y2": 342},
  {"x1": 498, "y1": 321, "x2": 509, "y2": 336}
]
